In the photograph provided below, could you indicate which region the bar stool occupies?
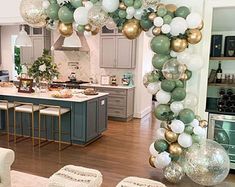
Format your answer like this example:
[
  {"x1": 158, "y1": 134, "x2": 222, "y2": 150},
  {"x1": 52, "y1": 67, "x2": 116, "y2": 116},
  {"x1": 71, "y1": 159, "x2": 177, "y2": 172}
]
[
  {"x1": 38, "y1": 104, "x2": 71, "y2": 151},
  {"x1": 0, "y1": 100, "x2": 14, "y2": 142},
  {"x1": 14, "y1": 102, "x2": 39, "y2": 146}
]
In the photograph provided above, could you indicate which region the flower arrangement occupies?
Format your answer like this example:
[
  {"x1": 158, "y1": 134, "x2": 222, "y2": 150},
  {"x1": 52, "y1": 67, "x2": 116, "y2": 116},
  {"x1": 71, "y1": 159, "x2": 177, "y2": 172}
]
[{"x1": 28, "y1": 49, "x2": 59, "y2": 82}]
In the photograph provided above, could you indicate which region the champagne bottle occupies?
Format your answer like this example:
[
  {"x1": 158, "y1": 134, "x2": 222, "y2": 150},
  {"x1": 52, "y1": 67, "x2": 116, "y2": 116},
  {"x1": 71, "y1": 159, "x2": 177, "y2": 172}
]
[{"x1": 216, "y1": 62, "x2": 222, "y2": 83}]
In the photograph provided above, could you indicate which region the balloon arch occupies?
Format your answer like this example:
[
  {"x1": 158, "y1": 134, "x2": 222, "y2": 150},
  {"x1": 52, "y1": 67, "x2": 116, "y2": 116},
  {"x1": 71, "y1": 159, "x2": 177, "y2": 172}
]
[{"x1": 20, "y1": 0, "x2": 230, "y2": 185}]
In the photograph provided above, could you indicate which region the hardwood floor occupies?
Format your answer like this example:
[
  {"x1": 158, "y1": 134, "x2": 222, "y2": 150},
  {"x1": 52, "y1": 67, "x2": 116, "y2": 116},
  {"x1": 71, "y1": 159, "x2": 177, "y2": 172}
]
[{"x1": 0, "y1": 113, "x2": 235, "y2": 187}]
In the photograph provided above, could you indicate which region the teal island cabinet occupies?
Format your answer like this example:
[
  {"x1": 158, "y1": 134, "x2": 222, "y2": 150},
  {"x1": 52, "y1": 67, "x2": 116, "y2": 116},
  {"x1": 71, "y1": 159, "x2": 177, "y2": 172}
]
[{"x1": 0, "y1": 87, "x2": 108, "y2": 145}]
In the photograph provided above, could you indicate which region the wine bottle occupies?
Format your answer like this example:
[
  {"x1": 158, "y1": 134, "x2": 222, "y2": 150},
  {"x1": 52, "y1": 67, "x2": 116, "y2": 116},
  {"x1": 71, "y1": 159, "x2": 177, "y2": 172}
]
[{"x1": 216, "y1": 62, "x2": 222, "y2": 83}]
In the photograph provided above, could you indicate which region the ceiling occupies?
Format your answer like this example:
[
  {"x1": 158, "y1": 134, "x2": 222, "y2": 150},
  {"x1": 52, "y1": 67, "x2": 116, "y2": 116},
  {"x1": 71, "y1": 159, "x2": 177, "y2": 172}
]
[{"x1": 212, "y1": 7, "x2": 235, "y2": 31}]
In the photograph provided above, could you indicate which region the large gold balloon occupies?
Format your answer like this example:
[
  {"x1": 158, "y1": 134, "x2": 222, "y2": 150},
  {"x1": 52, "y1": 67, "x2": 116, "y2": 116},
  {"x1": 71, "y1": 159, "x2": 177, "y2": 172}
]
[
  {"x1": 169, "y1": 143, "x2": 183, "y2": 156},
  {"x1": 152, "y1": 27, "x2": 161, "y2": 36},
  {"x1": 58, "y1": 22, "x2": 73, "y2": 37},
  {"x1": 187, "y1": 29, "x2": 202, "y2": 44},
  {"x1": 165, "y1": 4, "x2": 177, "y2": 13},
  {"x1": 149, "y1": 156, "x2": 156, "y2": 168},
  {"x1": 122, "y1": 19, "x2": 142, "y2": 40},
  {"x1": 165, "y1": 130, "x2": 178, "y2": 143},
  {"x1": 171, "y1": 38, "x2": 188, "y2": 52},
  {"x1": 199, "y1": 120, "x2": 208, "y2": 128}
]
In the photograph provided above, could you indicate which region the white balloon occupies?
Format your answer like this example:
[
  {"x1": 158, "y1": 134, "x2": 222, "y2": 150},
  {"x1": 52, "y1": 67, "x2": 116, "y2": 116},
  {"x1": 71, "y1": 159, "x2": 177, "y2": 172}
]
[
  {"x1": 126, "y1": 14, "x2": 133, "y2": 20},
  {"x1": 190, "y1": 119, "x2": 199, "y2": 127},
  {"x1": 161, "y1": 24, "x2": 171, "y2": 34},
  {"x1": 156, "y1": 128, "x2": 166, "y2": 140},
  {"x1": 177, "y1": 50, "x2": 191, "y2": 65},
  {"x1": 154, "y1": 17, "x2": 164, "y2": 27},
  {"x1": 178, "y1": 133, "x2": 193, "y2": 148},
  {"x1": 42, "y1": 0, "x2": 50, "y2": 9},
  {"x1": 170, "y1": 17, "x2": 188, "y2": 36},
  {"x1": 74, "y1": 7, "x2": 89, "y2": 25},
  {"x1": 126, "y1": 7, "x2": 136, "y2": 16},
  {"x1": 184, "y1": 92, "x2": 198, "y2": 108},
  {"x1": 134, "y1": 9, "x2": 144, "y2": 20},
  {"x1": 155, "y1": 151, "x2": 171, "y2": 169},
  {"x1": 156, "y1": 90, "x2": 171, "y2": 104},
  {"x1": 146, "y1": 27, "x2": 154, "y2": 37},
  {"x1": 186, "y1": 12, "x2": 202, "y2": 29},
  {"x1": 84, "y1": 1, "x2": 93, "y2": 11},
  {"x1": 102, "y1": 0, "x2": 119, "y2": 13},
  {"x1": 170, "y1": 50, "x2": 179, "y2": 58},
  {"x1": 193, "y1": 126, "x2": 205, "y2": 136},
  {"x1": 149, "y1": 143, "x2": 159, "y2": 157},
  {"x1": 147, "y1": 82, "x2": 160, "y2": 95},
  {"x1": 186, "y1": 54, "x2": 204, "y2": 71},
  {"x1": 170, "y1": 120, "x2": 185, "y2": 134},
  {"x1": 170, "y1": 102, "x2": 184, "y2": 114}
]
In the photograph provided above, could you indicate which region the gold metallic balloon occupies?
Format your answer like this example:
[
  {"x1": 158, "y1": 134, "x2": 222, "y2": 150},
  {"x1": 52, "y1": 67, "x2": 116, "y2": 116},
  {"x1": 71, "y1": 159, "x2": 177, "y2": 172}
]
[
  {"x1": 199, "y1": 120, "x2": 208, "y2": 128},
  {"x1": 119, "y1": 2, "x2": 127, "y2": 10},
  {"x1": 171, "y1": 38, "x2": 188, "y2": 52},
  {"x1": 148, "y1": 13, "x2": 157, "y2": 21},
  {"x1": 186, "y1": 29, "x2": 202, "y2": 44},
  {"x1": 169, "y1": 143, "x2": 183, "y2": 156},
  {"x1": 152, "y1": 27, "x2": 161, "y2": 36},
  {"x1": 180, "y1": 73, "x2": 188, "y2": 80},
  {"x1": 84, "y1": 24, "x2": 92, "y2": 32},
  {"x1": 149, "y1": 156, "x2": 156, "y2": 168},
  {"x1": 197, "y1": 21, "x2": 204, "y2": 30},
  {"x1": 58, "y1": 22, "x2": 73, "y2": 37},
  {"x1": 122, "y1": 19, "x2": 142, "y2": 40},
  {"x1": 91, "y1": 27, "x2": 99, "y2": 35},
  {"x1": 165, "y1": 4, "x2": 177, "y2": 13},
  {"x1": 165, "y1": 130, "x2": 178, "y2": 143},
  {"x1": 156, "y1": 3, "x2": 165, "y2": 9}
]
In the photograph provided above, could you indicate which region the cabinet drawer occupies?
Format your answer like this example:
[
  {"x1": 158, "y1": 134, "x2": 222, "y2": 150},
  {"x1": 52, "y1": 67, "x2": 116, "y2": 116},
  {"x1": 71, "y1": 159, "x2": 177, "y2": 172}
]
[
  {"x1": 99, "y1": 88, "x2": 127, "y2": 96},
  {"x1": 108, "y1": 96, "x2": 126, "y2": 107},
  {"x1": 108, "y1": 107, "x2": 126, "y2": 118}
]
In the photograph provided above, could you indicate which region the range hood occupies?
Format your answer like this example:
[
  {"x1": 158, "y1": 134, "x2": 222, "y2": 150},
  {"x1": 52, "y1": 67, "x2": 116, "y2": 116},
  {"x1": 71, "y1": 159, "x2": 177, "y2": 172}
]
[{"x1": 52, "y1": 32, "x2": 90, "y2": 52}]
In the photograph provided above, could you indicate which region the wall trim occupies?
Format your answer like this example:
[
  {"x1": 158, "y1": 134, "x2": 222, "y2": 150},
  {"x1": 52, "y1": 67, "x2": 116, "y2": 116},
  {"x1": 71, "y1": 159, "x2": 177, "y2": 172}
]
[{"x1": 134, "y1": 106, "x2": 152, "y2": 119}]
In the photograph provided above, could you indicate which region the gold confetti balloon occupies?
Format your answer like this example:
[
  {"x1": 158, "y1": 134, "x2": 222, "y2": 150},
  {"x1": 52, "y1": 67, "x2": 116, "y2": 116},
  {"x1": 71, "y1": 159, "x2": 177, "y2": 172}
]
[{"x1": 163, "y1": 162, "x2": 185, "y2": 183}]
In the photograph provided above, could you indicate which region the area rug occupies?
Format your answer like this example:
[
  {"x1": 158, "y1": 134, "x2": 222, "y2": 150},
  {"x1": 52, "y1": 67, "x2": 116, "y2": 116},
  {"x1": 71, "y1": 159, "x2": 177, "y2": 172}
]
[{"x1": 11, "y1": 170, "x2": 48, "y2": 187}]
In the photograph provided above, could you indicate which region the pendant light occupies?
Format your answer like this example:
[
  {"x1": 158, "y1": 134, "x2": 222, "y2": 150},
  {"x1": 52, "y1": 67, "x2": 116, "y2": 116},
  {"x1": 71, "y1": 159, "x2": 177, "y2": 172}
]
[{"x1": 15, "y1": 26, "x2": 32, "y2": 47}]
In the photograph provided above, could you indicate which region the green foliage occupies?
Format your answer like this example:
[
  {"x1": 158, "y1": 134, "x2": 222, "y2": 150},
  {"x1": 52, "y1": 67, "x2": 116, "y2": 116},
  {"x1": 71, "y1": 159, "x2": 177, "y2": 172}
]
[
  {"x1": 14, "y1": 46, "x2": 22, "y2": 75},
  {"x1": 28, "y1": 49, "x2": 59, "y2": 81}
]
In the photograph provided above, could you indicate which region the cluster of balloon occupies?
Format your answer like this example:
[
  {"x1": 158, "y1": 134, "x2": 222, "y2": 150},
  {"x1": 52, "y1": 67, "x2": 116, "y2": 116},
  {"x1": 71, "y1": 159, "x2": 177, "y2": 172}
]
[{"x1": 20, "y1": 0, "x2": 230, "y2": 186}]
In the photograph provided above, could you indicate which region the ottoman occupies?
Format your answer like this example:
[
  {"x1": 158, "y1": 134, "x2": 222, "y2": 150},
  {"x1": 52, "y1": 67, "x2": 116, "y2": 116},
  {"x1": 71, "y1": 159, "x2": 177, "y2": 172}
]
[
  {"x1": 48, "y1": 165, "x2": 102, "y2": 187},
  {"x1": 116, "y1": 177, "x2": 166, "y2": 187}
]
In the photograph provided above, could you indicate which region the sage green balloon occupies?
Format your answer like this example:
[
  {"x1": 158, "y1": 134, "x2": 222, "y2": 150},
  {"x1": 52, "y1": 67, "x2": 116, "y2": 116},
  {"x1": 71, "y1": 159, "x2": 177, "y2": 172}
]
[
  {"x1": 154, "y1": 104, "x2": 172, "y2": 121},
  {"x1": 151, "y1": 35, "x2": 171, "y2": 55},
  {"x1": 184, "y1": 125, "x2": 194, "y2": 134},
  {"x1": 161, "y1": 79, "x2": 176, "y2": 92},
  {"x1": 133, "y1": 0, "x2": 142, "y2": 9},
  {"x1": 118, "y1": 10, "x2": 127, "y2": 19},
  {"x1": 46, "y1": 3, "x2": 60, "y2": 20},
  {"x1": 70, "y1": 0, "x2": 82, "y2": 8},
  {"x1": 175, "y1": 80, "x2": 184, "y2": 88},
  {"x1": 192, "y1": 134, "x2": 201, "y2": 143},
  {"x1": 167, "y1": 11, "x2": 174, "y2": 18},
  {"x1": 172, "y1": 88, "x2": 186, "y2": 101},
  {"x1": 154, "y1": 139, "x2": 169, "y2": 153},
  {"x1": 152, "y1": 54, "x2": 171, "y2": 70},
  {"x1": 157, "y1": 7, "x2": 168, "y2": 17},
  {"x1": 163, "y1": 15, "x2": 172, "y2": 24},
  {"x1": 58, "y1": 6, "x2": 74, "y2": 24},
  {"x1": 175, "y1": 6, "x2": 190, "y2": 19},
  {"x1": 179, "y1": 109, "x2": 195, "y2": 124},
  {"x1": 140, "y1": 19, "x2": 153, "y2": 31},
  {"x1": 185, "y1": 70, "x2": 192, "y2": 80},
  {"x1": 77, "y1": 25, "x2": 85, "y2": 32},
  {"x1": 147, "y1": 73, "x2": 159, "y2": 83},
  {"x1": 124, "y1": 0, "x2": 134, "y2": 7},
  {"x1": 50, "y1": 0, "x2": 57, "y2": 3}
]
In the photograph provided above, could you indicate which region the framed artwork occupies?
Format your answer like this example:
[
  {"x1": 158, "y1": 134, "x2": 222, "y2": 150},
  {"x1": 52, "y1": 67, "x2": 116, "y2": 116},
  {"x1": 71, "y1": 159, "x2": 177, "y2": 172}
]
[
  {"x1": 18, "y1": 78, "x2": 34, "y2": 93},
  {"x1": 101, "y1": 75, "x2": 110, "y2": 85}
]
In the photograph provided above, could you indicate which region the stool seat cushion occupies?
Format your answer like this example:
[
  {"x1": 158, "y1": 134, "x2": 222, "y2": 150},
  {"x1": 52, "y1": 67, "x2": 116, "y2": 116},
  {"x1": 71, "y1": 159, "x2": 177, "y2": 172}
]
[
  {"x1": 0, "y1": 102, "x2": 14, "y2": 110},
  {"x1": 48, "y1": 165, "x2": 103, "y2": 187},
  {"x1": 15, "y1": 105, "x2": 39, "y2": 113},
  {"x1": 116, "y1": 177, "x2": 166, "y2": 187},
  {"x1": 40, "y1": 107, "x2": 70, "y2": 116}
]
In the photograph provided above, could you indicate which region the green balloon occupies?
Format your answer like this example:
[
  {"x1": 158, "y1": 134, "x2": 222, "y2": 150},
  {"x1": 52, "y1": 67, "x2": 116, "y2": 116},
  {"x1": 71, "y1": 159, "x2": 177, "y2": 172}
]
[
  {"x1": 151, "y1": 35, "x2": 171, "y2": 55},
  {"x1": 157, "y1": 7, "x2": 168, "y2": 17},
  {"x1": 154, "y1": 139, "x2": 169, "y2": 153},
  {"x1": 175, "y1": 6, "x2": 190, "y2": 18},
  {"x1": 185, "y1": 70, "x2": 192, "y2": 80},
  {"x1": 50, "y1": 0, "x2": 57, "y2": 3},
  {"x1": 167, "y1": 11, "x2": 174, "y2": 18},
  {"x1": 124, "y1": 0, "x2": 134, "y2": 7},
  {"x1": 154, "y1": 104, "x2": 173, "y2": 121},
  {"x1": 152, "y1": 54, "x2": 171, "y2": 70},
  {"x1": 163, "y1": 15, "x2": 172, "y2": 24},
  {"x1": 214, "y1": 129, "x2": 230, "y2": 145},
  {"x1": 46, "y1": 3, "x2": 60, "y2": 20},
  {"x1": 179, "y1": 109, "x2": 195, "y2": 124},
  {"x1": 77, "y1": 25, "x2": 85, "y2": 32},
  {"x1": 184, "y1": 125, "x2": 194, "y2": 134},
  {"x1": 172, "y1": 88, "x2": 186, "y2": 101},
  {"x1": 161, "y1": 79, "x2": 176, "y2": 92},
  {"x1": 170, "y1": 155, "x2": 180, "y2": 161},
  {"x1": 147, "y1": 72, "x2": 159, "y2": 83},
  {"x1": 118, "y1": 10, "x2": 127, "y2": 19},
  {"x1": 70, "y1": 0, "x2": 83, "y2": 8},
  {"x1": 175, "y1": 80, "x2": 184, "y2": 88},
  {"x1": 140, "y1": 19, "x2": 153, "y2": 30},
  {"x1": 192, "y1": 134, "x2": 201, "y2": 143},
  {"x1": 58, "y1": 6, "x2": 74, "y2": 24},
  {"x1": 133, "y1": 0, "x2": 142, "y2": 9}
]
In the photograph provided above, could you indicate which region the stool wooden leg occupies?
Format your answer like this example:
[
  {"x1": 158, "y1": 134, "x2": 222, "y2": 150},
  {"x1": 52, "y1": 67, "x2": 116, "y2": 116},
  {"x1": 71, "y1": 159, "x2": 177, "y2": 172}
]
[
  {"x1": 14, "y1": 110, "x2": 16, "y2": 144},
  {"x1": 6, "y1": 110, "x2": 9, "y2": 142},
  {"x1": 31, "y1": 112, "x2": 34, "y2": 146},
  {"x1": 58, "y1": 115, "x2": 61, "y2": 151},
  {"x1": 39, "y1": 113, "x2": 41, "y2": 148}
]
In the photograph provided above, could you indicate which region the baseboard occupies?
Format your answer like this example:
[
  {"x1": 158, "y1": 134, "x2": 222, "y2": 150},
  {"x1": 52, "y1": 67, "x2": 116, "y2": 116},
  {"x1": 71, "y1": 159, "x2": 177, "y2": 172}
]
[{"x1": 134, "y1": 106, "x2": 152, "y2": 119}]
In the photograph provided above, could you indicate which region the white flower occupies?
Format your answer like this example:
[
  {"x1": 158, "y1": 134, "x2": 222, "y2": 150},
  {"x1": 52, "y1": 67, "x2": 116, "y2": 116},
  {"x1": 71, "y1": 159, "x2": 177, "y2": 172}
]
[{"x1": 39, "y1": 64, "x2": 46, "y2": 72}]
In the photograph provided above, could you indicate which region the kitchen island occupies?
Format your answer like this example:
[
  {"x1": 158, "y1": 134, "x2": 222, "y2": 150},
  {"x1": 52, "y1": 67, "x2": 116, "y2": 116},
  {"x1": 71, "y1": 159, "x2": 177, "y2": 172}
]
[{"x1": 0, "y1": 87, "x2": 109, "y2": 145}]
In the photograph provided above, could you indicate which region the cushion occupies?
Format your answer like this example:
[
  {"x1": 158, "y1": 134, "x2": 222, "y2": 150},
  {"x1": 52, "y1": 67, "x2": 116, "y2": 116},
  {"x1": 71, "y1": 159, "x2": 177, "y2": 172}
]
[{"x1": 116, "y1": 177, "x2": 166, "y2": 187}]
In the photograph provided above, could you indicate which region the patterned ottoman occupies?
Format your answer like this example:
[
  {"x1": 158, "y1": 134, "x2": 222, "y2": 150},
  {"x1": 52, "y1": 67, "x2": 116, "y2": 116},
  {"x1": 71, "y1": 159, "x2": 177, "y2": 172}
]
[
  {"x1": 48, "y1": 165, "x2": 103, "y2": 187},
  {"x1": 116, "y1": 177, "x2": 166, "y2": 187}
]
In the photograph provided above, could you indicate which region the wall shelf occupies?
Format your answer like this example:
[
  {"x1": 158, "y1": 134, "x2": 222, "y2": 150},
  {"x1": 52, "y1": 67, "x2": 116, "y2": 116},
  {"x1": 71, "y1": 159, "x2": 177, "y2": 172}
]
[
  {"x1": 210, "y1": 57, "x2": 235, "y2": 61},
  {"x1": 208, "y1": 83, "x2": 235, "y2": 88}
]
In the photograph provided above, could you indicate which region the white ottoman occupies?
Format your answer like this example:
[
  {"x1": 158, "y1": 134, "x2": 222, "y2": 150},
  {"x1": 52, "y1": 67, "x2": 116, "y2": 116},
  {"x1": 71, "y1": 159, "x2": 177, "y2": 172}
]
[
  {"x1": 116, "y1": 177, "x2": 166, "y2": 187},
  {"x1": 48, "y1": 165, "x2": 102, "y2": 187}
]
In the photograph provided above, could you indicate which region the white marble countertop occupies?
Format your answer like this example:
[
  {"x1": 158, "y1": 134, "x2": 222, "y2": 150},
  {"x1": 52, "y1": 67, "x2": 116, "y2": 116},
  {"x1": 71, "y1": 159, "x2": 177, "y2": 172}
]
[
  {"x1": 0, "y1": 87, "x2": 109, "y2": 103},
  {"x1": 80, "y1": 83, "x2": 135, "y2": 89}
]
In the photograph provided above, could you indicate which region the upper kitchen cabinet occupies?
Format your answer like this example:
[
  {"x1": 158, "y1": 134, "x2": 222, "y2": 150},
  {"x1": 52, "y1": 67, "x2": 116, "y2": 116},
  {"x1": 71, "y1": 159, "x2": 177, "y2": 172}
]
[{"x1": 101, "y1": 26, "x2": 122, "y2": 36}]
